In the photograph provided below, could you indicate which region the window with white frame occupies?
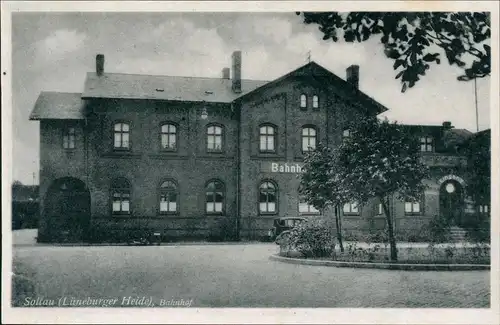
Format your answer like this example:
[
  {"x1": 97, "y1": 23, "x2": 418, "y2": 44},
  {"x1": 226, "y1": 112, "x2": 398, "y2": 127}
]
[
  {"x1": 420, "y1": 136, "x2": 433, "y2": 152},
  {"x1": 161, "y1": 123, "x2": 177, "y2": 151},
  {"x1": 207, "y1": 124, "x2": 223, "y2": 152},
  {"x1": 478, "y1": 205, "x2": 489, "y2": 214},
  {"x1": 300, "y1": 94, "x2": 307, "y2": 109},
  {"x1": 302, "y1": 127, "x2": 317, "y2": 152},
  {"x1": 159, "y1": 180, "x2": 178, "y2": 213},
  {"x1": 299, "y1": 194, "x2": 319, "y2": 214},
  {"x1": 259, "y1": 181, "x2": 277, "y2": 214},
  {"x1": 111, "y1": 178, "x2": 131, "y2": 214},
  {"x1": 312, "y1": 95, "x2": 319, "y2": 109},
  {"x1": 404, "y1": 200, "x2": 421, "y2": 214},
  {"x1": 259, "y1": 125, "x2": 276, "y2": 152},
  {"x1": 114, "y1": 123, "x2": 130, "y2": 149},
  {"x1": 206, "y1": 180, "x2": 224, "y2": 213},
  {"x1": 63, "y1": 127, "x2": 76, "y2": 149},
  {"x1": 343, "y1": 202, "x2": 359, "y2": 215}
]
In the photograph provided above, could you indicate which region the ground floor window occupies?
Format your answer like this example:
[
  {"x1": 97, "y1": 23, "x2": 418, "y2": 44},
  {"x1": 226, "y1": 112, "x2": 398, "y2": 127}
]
[
  {"x1": 206, "y1": 180, "x2": 224, "y2": 213},
  {"x1": 111, "y1": 178, "x2": 131, "y2": 214},
  {"x1": 159, "y1": 180, "x2": 178, "y2": 214},
  {"x1": 343, "y1": 202, "x2": 359, "y2": 215},
  {"x1": 404, "y1": 200, "x2": 421, "y2": 215},
  {"x1": 478, "y1": 205, "x2": 489, "y2": 214},
  {"x1": 298, "y1": 194, "x2": 319, "y2": 214},
  {"x1": 259, "y1": 181, "x2": 277, "y2": 214}
]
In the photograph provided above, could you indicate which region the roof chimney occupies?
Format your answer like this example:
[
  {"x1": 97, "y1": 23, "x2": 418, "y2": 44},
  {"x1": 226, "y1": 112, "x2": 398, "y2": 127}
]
[
  {"x1": 231, "y1": 51, "x2": 242, "y2": 93},
  {"x1": 442, "y1": 121, "x2": 453, "y2": 129},
  {"x1": 346, "y1": 65, "x2": 359, "y2": 89},
  {"x1": 222, "y1": 67, "x2": 230, "y2": 80},
  {"x1": 96, "y1": 54, "x2": 105, "y2": 76}
]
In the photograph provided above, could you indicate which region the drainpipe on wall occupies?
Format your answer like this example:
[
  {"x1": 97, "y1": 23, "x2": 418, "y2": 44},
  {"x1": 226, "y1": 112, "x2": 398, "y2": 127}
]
[{"x1": 235, "y1": 101, "x2": 241, "y2": 241}]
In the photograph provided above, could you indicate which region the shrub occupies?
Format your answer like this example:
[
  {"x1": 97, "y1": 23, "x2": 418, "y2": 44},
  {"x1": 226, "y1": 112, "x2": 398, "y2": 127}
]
[
  {"x1": 279, "y1": 218, "x2": 336, "y2": 258},
  {"x1": 426, "y1": 214, "x2": 451, "y2": 243},
  {"x1": 463, "y1": 213, "x2": 490, "y2": 243}
]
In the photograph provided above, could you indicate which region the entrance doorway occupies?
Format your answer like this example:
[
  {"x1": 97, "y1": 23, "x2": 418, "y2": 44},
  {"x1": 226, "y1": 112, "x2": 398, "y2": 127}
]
[
  {"x1": 439, "y1": 180, "x2": 464, "y2": 226},
  {"x1": 44, "y1": 177, "x2": 90, "y2": 242}
]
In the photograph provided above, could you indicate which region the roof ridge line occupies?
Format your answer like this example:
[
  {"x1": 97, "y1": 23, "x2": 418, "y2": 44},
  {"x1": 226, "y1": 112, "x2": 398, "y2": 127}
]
[{"x1": 86, "y1": 71, "x2": 269, "y2": 83}]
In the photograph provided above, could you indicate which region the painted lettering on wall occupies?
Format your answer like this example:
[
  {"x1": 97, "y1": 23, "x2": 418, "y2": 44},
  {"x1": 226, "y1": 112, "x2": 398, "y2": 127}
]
[
  {"x1": 265, "y1": 162, "x2": 304, "y2": 173},
  {"x1": 437, "y1": 174, "x2": 466, "y2": 186}
]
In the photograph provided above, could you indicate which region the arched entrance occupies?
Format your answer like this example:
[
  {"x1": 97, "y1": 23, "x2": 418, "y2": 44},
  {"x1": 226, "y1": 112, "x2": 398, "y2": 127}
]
[
  {"x1": 44, "y1": 177, "x2": 90, "y2": 242},
  {"x1": 439, "y1": 179, "x2": 465, "y2": 226}
]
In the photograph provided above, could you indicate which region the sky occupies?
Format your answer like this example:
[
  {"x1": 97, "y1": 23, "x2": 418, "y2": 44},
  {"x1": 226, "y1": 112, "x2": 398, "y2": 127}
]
[{"x1": 10, "y1": 12, "x2": 491, "y2": 185}]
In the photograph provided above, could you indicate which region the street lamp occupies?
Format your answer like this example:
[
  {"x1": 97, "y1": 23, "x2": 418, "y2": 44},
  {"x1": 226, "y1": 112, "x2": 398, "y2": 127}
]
[{"x1": 201, "y1": 104, "x2": 208, "y2": 120}]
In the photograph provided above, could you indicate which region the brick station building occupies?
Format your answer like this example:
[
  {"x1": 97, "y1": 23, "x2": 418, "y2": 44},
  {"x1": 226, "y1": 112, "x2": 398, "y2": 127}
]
[{"x1": 29, "y1": 51, "x2": 490, "y2": 243}]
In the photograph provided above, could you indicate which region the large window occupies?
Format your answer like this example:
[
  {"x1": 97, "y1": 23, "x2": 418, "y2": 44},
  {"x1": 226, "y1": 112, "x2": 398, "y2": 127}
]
[
  {"x1": 259, "y1": 124, "x2": 276, "y2": 153},
  {"x1": 207, "y1": 124, "x2": 223, "y2": 152},
  {"x1": 206, "y1": 180, "x2": 224, "y2": 213},
  {"x1": 114, "y1": 122, "x2": 130, "y2": 149},
  {"x1": 161, "y1": 123, "x2": 177, "y2": 151},
  {"x1": 302, "y1": 126, "x2": 317, "y2": 152},
  {"x1": 63, "y1": 127, "x2": 76, "y2": 149},
  {"x1": 343, "y1": 202, "x2": 359, "y2": 215},
  {"x1": 420, "y1": 136, "x2": 433, "y2": 152},
  {"x1": 259, "y1": 181, "x2": 277, "y2": 214},
  {"x1": 300, "y1": 94, "x2": 307, "y2": 109},
  {"x1": 111, "y1": 178, "x2": 131, "y2": 214},
  {"x1": 159, "y1": 180, "x2": 178, "y2": 214},
  {"x1": 299, "y1": 194, "x2": 319, "y2": 214}
]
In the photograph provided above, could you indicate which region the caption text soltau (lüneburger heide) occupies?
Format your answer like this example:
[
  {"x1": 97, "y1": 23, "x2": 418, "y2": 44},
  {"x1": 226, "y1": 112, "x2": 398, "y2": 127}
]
[{"x1": 22, "y1": 296, "x2": 193, "y2": 307}]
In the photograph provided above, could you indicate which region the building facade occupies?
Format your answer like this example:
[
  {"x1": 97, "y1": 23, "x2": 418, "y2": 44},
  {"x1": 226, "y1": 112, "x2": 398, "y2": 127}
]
[{"x1": 29, "y1": 51, "x2": 490, "y2": 243}]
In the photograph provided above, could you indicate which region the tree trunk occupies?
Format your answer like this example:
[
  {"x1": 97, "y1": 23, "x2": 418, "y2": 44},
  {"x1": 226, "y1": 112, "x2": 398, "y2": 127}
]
[
  {"x1": 380, "y1": 196, "x2": 398, "y2": 261},
  {"x1": 335, "y1": 205, "x2": 344, "y2": 252}
]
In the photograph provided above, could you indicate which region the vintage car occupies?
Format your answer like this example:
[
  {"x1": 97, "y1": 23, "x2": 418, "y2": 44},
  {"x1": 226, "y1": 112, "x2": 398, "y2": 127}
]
[{"x1": 268, "y1": 217, "x2": 306, "y2": 242}]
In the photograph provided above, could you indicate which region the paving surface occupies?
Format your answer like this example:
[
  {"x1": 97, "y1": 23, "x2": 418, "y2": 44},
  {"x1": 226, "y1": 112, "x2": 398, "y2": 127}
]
[{"x1": 12, "y1": 243, "x2": 490, "y2": 308}]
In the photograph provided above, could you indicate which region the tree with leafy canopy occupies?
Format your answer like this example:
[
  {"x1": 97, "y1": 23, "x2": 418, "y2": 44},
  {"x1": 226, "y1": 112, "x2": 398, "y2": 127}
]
[
  {"x1": 300, "y1": 143, "x2": 349, "y2": 252},
  {"x1": 301, "y1": 117, "x2": 429, "y2": 261},
  {"x1": 297, "y1": 12, "x2": 491, "y2": 92}
]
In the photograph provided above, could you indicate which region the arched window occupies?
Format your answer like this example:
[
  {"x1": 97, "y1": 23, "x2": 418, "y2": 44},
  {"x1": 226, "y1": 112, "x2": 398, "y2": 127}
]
[
  {"x1": 259, "y1": 181, "x2": 277, "y2": 214},
  {"x1": 159, "y1": 180, "x2": 178, "y2": 213},
  {"x1": 312, "y1": 95, "x2": 319, "y2": 109},
  {"x1": 114, "y1": 122, "x2": 130, "y2": 149},
  {"x1": 300, "y1": 94, "x2": 307, "y2": 108},
  {"x1": 111, "y1": 178, "x2": 131, "y2": 214},
  {"x1": 161, "y1": 123, "x2": 177, "y2": 151},
  {"x1": 206, "y1": 180, "x2": 224, "y2": 213},
  {"x1": 207, "y1": 124, "x2": 224, "y2": 152},
  {"x1": 259, "y1": 124, "x2": 276, "y2": 152},
  {"x1": 302, "y1": 126, "x2": 317, "y2": 152}
]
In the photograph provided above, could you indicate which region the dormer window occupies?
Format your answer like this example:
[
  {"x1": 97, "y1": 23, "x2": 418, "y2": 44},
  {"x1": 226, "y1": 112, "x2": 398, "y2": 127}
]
[
  {"x1": 300, "y1": 94, "x2": 307, "y2": 109},
  {"x1": 312, "y1": 95, "x2": 319, "y2": 109},
  {"x1": 420, "y1": 136, "x2": 433, "y2": 152}
]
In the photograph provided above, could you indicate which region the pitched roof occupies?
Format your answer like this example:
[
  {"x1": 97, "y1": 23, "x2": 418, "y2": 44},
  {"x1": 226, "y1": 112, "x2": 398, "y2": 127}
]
[
  {"x1": 29, "y1": 92, "x2": 86, "y2": 120},
  {"x1": 82, "y1": 72, "x2": 269, "y2": 103},
  {"x1": 236, "y1": 61, "x2": 389, "y2": 115}
]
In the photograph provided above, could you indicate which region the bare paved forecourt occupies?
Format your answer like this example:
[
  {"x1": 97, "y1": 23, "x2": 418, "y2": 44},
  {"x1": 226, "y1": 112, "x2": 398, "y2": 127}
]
[{"x1": 12, "y1": 243, "x2": 489, "y2": 308}]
